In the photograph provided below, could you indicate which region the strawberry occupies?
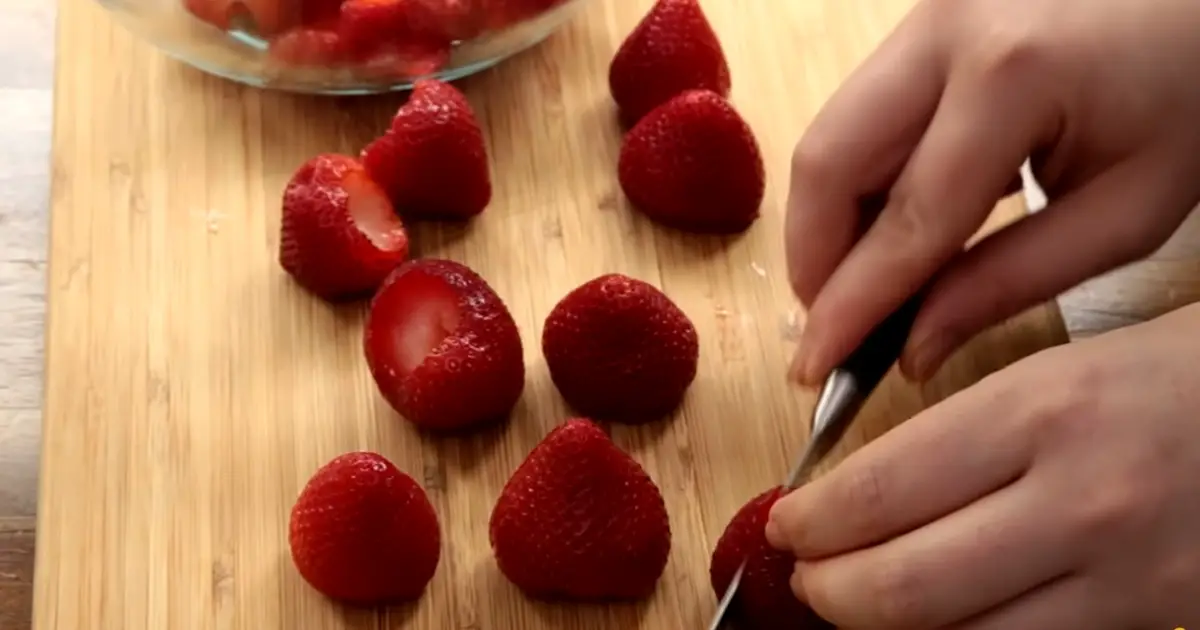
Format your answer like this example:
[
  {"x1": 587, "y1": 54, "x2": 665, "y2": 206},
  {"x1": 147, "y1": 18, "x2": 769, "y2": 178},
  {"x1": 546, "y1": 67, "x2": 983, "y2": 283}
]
[
  {"x1": 426, "y1": 0, "x2": 484, "y2": 40},
  {"x1": 361, "y1": 80, "x2": 492, "y2": 221},
  {"x1": 300, "y1": 0, "x2": 345, "y2": 24},
  {"x1": 268, "y1": 27, "x2": 348, "y2": 66},
  {"x1": 289, "y1": 451, "x2": 441, "y2": 605},
  {"x1": 339, "y1": 0, "x2": 442, "y2": 52},
  {"x1": 279, "y1": 154, "x2": 409, "y2": 301},
  {"x1": 542, "y1": 273, "x2": 698, "y2": 423},
  {"x1": 710, "y1": 488, "x2": 834, "y2": 630},
  {"x1": 184, "y1": 0, "x2": 244, "y2": 30},
  {"x1": 608, "y1": 0, "x2": 731, "y2": 126},
  {"x1": 363, "y1": 258, "x2": 525, "y2": 431},
  {"x1": 618, "y1": 89, "x2": 765, "y2": 234},
  {"x1": 340, "y1": 0, "x2": 479, "y2": 49},
  {"x1": 489, "y1": 418, "x2": 671, "y2": 600},
  {"x1": 357, "y1": 41, "x2": 453, "y2": 80}
]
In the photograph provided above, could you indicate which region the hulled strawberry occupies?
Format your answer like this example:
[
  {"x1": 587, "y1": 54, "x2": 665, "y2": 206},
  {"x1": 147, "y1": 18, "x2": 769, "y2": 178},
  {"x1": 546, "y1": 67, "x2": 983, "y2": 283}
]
[
  {"x1": 361, "y1": 80, "x2": 492, "y2": 220},
  {"x1": 364, "y1": 258, "x2": 524, "y2": 430},
  {"x1": 618, "y1": 89, "x2": 764, "y2": 234},
  {"x1": 609, "y1": 0, "x2": 731, "y2": 126},
  {"x1": 489, "y1": 418, "x2": 671, "y2": 600},
  {"x1": 710, "y1": 488, "x2": 834, "y2": 630},
  {"x1": 268, "y1": 27, "x2": 348, "y2": 66},
  {"x1": 542, "y1": 273, "x2": 698, "y2": 423},
  {"x1": 289, "y1": 451, "x2": 441, "y2": 605},
  {"x1": 279, "y1": 153, "x2": 409, "y2": 301}
]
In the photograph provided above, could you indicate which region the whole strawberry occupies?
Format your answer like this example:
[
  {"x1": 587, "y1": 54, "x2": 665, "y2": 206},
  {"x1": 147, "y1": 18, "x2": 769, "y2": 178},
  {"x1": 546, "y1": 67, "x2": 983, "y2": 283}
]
[
  {"x1": 710, "y1": 488, "x2": 834, "y2": 630},
  {"x1": 542, "y1": 273, "x2": 698, "y2": 423},
  {"x1": 361, "y1": 80, "x2": 492, "y2": 221},
  {"x1": 489, "y1": 418, "x2": 671, "y2": 600},
  {"x1": 609, "y1": 0, "x2": 731, "y2": 126},
  {"x1": 364, "y1": 258, "x2": 525, "y2": 431},
  {"x1": 289, "y1": 451, "x2": 441, "y2": 606},
  {"x1": 618, "y1": 89, "x2": 764, "y2": 234},
  {"x1": 279, "y1": 153, "x2": 410, "y2": 301}
]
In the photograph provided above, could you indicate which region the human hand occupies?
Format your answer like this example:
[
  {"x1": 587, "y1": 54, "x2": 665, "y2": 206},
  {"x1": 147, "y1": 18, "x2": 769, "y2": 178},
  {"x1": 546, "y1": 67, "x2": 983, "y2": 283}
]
[
  {"x1": 786, "y1": 0, "x2": 1200, "y2": 385},
  {"x1": 765, "y1": 304, "x2": 1200, "y2": 629}
]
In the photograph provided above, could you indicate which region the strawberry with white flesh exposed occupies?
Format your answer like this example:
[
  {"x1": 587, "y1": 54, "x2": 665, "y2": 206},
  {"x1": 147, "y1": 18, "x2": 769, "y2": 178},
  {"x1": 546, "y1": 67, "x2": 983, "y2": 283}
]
[
  {"x1": 278, "y1": 153, "x2": 409, "y2": 301},
  {"x1": 363, "y1": 258, "x2": 525, "y2": 431}
]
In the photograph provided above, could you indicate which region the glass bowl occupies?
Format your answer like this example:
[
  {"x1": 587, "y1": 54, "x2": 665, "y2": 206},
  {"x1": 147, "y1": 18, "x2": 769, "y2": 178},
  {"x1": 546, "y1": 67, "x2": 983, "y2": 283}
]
[{"x1": 96, "y1": 0, "x2": 588, "y2": 94}]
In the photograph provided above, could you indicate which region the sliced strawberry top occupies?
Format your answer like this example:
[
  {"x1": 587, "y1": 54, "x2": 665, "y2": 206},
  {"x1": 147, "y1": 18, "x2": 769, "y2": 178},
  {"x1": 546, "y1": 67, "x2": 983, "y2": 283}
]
[
  {"x1": 278, "y1": 153, "x2": 409, "y2": 301},
  {"x1": 378, "y1": 271, "x2": 463, "y2": 372},
  {"x1": 363, "y1": 259, "x2": 525, "y2": 430},
  {"x1": 343, "y1": 168, "x2": 409, "y2": 250}
]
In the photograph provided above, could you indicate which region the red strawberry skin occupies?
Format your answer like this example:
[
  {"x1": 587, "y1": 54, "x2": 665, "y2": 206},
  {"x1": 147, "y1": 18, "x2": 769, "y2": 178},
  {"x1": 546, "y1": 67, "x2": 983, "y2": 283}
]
[
  {"x1": 361, "y1": 80, "x2": 492, "y2": 221},
  {"x1": 363, "y1": 258, "x2": 525, "y2": 431},
  {"x1": 542, "y1": 273, "x2": 698, "y2": 423},
  {"x1": 608, "y1": 0, "x2": 731, "y2": 126},
  {"x1": 710, "y1": 488, "x2": 834, "y2": 630},
  {"x1": 289, "y1": 451, "x2": 441, "y2": 606},
  {"x1": 618, "y1": 89, "x2": 765, "y2": 234},
  {"x1": 279, "y1": 154, "x2": 409, "y2": 301},
  {"x1": 489, "y1": 418, "x2": 671, "y2": 600},
  {"x1": 268, "y1": 27, "x2": 348, "y2": 66}
]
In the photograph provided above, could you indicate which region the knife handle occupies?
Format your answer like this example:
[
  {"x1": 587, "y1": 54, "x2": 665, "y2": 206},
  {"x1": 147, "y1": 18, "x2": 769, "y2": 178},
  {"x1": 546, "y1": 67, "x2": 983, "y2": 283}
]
[{"x1": 839, "y1": 292, "x2": 924, "y2": 393}]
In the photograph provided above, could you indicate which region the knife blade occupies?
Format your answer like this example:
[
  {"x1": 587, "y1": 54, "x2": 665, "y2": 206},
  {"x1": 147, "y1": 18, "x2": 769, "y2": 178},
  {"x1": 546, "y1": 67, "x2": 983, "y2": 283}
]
[{"x1": 707, "y1": 294, "x2": 923, "y2": 630}]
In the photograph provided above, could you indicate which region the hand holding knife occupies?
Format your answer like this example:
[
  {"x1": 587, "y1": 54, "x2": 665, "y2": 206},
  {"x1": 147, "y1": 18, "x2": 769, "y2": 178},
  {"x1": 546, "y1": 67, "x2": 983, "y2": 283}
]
[{"x1": 708, "y1": 294, "x2": 923, "y2": 630}]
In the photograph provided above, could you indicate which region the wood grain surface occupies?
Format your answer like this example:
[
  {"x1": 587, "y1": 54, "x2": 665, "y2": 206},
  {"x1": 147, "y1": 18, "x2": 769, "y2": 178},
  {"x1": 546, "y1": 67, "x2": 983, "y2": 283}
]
[
  {"x1": 32, "y1": 0, "x2": 1068, "y2": 628},
  {"x1": 0, "y1": 0, "x2": 1194, "y2": 629}
]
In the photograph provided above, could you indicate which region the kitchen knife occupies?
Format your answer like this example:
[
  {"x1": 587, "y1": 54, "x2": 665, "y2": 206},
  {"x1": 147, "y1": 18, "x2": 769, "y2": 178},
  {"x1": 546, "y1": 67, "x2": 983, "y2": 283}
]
[{"x1": 707, "y1": 294, "x2": 923, "y2": 630}]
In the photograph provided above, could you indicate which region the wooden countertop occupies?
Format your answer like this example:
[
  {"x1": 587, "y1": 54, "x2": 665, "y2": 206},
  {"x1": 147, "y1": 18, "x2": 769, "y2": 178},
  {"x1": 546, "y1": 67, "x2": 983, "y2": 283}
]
[{"x1": 4, "y1": 0, "x2": 1200, "y2": 627}]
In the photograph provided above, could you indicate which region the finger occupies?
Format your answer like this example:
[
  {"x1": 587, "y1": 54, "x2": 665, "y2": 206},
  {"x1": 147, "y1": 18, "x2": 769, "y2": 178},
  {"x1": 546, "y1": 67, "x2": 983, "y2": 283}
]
[
  {"x1": 947, "y1": 575, "x2": 1103, "y2": 630},
  {"x1": 793, "y1": 50, "x2": 1061, "y2": 386},
  {"x1": 766, "y1": 370, "x2": 1033, "y2": 558},
  {"x1": 898, "y1": 147, "x2": 1200, "y2": 381},
  {"x1": 792, "y1": 479, "x2": 1080, "y2": 630},
  {"x1": 785, "y1": 5, "x2": 948, "y2": 308}
]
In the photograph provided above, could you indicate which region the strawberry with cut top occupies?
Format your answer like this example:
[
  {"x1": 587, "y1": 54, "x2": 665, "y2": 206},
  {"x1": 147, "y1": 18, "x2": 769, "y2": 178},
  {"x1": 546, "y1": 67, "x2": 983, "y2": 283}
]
[
  {"x1": 361, "y1": 80, "x2": 492, "y2": 220},
  {"x1": 608, "y1": 0, "x2": 731, "y2": 126},
  {"x1": 363, "y1": 258, "x2": 525, "y2": 431},
  {"x1": 489, "y1": 418, "x2": 672, "y2": 600},
  {"x1": 278, "y1": 153, "x2": 409, "y2": 301},
  {"x1": 618, "y1": 89, "x2": 765, "y2": 234},
  {"x1": 289, "y1": 451, "x2": 442, "y2": 606},
  {"x1": 710, "y1": 488, "x2": 835, "y2": 630},
  {"x1": 185, "y1": 0, "x2": 299, "y2": 34},
  {"x1": 542, "y1": 273, "x2": 698, "y2": 423}
]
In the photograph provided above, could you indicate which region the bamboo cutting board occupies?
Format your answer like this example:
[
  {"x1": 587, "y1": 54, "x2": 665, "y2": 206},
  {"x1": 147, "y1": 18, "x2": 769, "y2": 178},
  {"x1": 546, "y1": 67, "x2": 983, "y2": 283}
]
[{"x1": 35, "y1": 0, "x2": 1069, "y2": 628}]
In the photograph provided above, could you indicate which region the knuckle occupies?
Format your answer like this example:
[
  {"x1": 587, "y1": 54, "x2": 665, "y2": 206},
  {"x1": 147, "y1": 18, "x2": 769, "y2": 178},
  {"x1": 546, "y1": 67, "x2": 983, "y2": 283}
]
[
  {"x1": 1023, "y1": 360, "x2": 1104, "y2": 446},
  {"x1": 838, "y1": 462, "x2": 890, "y2": 539},
  {"x1": 1072, "y1": 481, "x2": 1142, "y2": 546},
  {"x1": 967, "y1": 26, "x2": 1048, "y2": 88},
  {"x1": 790, "y1": 135, "x2": 839, "y2": 186},
  {"x1": 869, "y1": 560, "x2": 929, "y2": 628},
  {"x1": 876, "y1": 186, "x2": 942, "y2": 251}
]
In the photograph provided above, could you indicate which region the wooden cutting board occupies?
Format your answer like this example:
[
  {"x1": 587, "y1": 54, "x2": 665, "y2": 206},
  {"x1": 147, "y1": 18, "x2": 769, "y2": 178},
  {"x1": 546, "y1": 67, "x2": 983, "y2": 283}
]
[{"x1": 34, "y1": 0, "x2": 1068, "y2": 627}]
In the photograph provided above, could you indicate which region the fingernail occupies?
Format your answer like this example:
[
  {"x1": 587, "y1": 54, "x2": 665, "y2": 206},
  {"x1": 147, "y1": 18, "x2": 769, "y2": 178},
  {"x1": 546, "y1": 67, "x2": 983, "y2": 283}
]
[{"x1": 902, "y1": 330, "x2": 958, "y2": 381}]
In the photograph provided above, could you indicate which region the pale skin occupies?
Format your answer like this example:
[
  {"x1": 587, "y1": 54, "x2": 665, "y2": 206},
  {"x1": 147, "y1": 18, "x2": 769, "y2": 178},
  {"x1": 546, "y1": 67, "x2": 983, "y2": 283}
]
[{"x1": 766, "y1": 0, "x2": 1200, "y2": 627}]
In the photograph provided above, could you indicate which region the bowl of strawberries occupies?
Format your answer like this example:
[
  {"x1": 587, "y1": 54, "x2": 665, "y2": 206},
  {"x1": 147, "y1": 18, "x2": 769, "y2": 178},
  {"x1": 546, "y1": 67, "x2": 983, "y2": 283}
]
[{"x1": 97, "y1": 0, "x2": 586, "y2": 93}]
